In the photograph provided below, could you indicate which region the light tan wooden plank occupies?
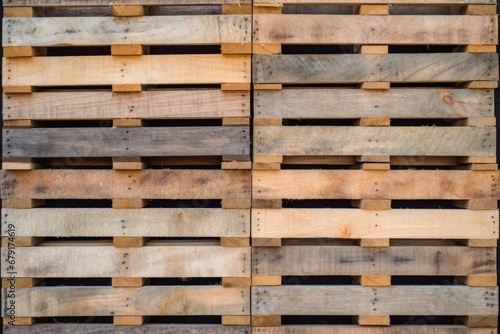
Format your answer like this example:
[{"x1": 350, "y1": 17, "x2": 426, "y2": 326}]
[
  {"x1": 356, "y1": 315, "x2": 390, "y2": 326},
  {"x1": 4, "y1": 0, "x2": 251, "y2": 5},
  {"x1": 4, "y1": 16, "x2": 250, "y2": 46},
  {"x1": 253, "y1": 15, "x2": 497, "y2": 45},
  {"x1": 254, "y1": 126, "x2": 495, "y2": 157},
  {"x1": 4, "y1": 90, "x2": 249, "y2": 120},
  {"x1": 1, "y1": 170, "x2": 251, "y2": 199},
  {"x1": 253, "y1": 54, "x2": 498, "y2": 84},
  {"x1": 3, "y1": 286, "x2": 249, "y2": 317},
  {"x1": 253, "y1": 327, "x2": 496, "y2": 334},
  {"x1": 112, "y1": 5, "x2": 144, "y2": 16},
  {"x1": 1, "y1": 246, "x2": 250, "y2": 278},
  {"x1": 254, "y1": 0, "x2": 495, "y2": 4},
  {"x1": 3, "y1": 55, "x2": 250, "y2": 86},
  {"x1": 252, "y1": 246, "x2": 496, "y2": 276},
  {"x1": 252, "y1": 286, "x2": 498, "y2": 315},
  {"x1": 253, "y1": 170, "x2": 500, "y2": 200}
]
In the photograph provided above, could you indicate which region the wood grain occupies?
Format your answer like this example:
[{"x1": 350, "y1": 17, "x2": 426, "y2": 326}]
[
  {"x1": 1, "y1": 170, "x2": 251, "y2": 199},
  {"x1": 254, "y1": 0, "x2": 494, "y2": 4},
  {"x1": 253, "y1": 170, "x2": 500, "y2": 200},
  {"x1": 252, "y1": 209, "x2": 498, "y2": 239},
  {"x1": 3, "y1": 0, "x2": 251, "y2": 5},
  {"x1": 253, "y1": 327, "x2": 495, "y2": 334},
  {"x1": 253, "y1": 54, "x2": 498, "y2": 84},
  {"x1": 3, "y1": 127, "x2": 250, "y2": 157},
  {"x1": 255, "y1": 89, "x2": 494, "y2": 119}
]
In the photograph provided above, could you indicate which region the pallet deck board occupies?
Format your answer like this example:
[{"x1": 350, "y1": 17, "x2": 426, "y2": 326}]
[
  {"x1": 253, "y1": 54, "x2": 498, "y2": 84},
  {"x1": 252, "y1": 286, "x2": 498, "y2": 315},
  {"x1": 251, "y1": 327, "x2": 496, "y2": 334},
  {"x1": 254, "y1": 127, "x2": 495, "y2": 157},
  {"x1": 4, "y1": 127, "x2": 250, "y2": 158},
  {"x1": 254, "y1": 0, "x2": 495, "y2": 4},
  {"x1": 253, "y1": 170, "x2": 499, "y2": 200},
  {"x1": 253, "y1": 15, "x2": 497, "y2": 45},
  {"x1": 252, "y1": 209, "x2": 498, "y2": 239},
  {"x1": 3, "y1": 55, "x2": 250, "y2": 86},
  {"x1": 1, "y1": 170, "x2": 251, "y2": 199},
  {"x1": 4, "y1": 16, "x2": 251, "y2": 46},
  {"x1": 3, "y1": 0, "x2": 251, "y2": 5}
]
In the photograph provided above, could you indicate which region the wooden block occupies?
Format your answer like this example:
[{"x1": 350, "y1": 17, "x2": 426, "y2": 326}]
[
  {"x1": 253, "y1": 238, "x2": 282, "y2": 247},
  {"x1": 2, "y1": 278, "x2": 44, "y2": 288},
  {"x1": 113, "y1": 316, "x2": 145, "y2": 326},
  {"x1": 462, "y1": 81, "x2": 498, "y2": 89},
  {"x1": 3, "y1": 86, "x2": 35, "y2": 94},
  {"x1": 3, "y1": 46, "x2": 45, "y2": 58},
  {"x1": 459, "y1": 156, "x2": 497, "y2": 164},
  {"x1": 356, "y1": 315, "x2": 390, "y2": 326},
  {"x1": 355, "y1": 117, "x2": 391, "y2": 127},
  {"x1": 113, "y1": 5, "x2": 144, "y2": 17},
  {"x1": 463, "y1": 239, "x2": 498, "y2": 248},
  {"x1": 360, "y1": 239, "x2": 390, "y2": 248},
  {"x1": 221, "y1": 315, "x2": 251, "y2": 326},
  {"x1": 463, "y1": 5, "x2": 497, "y2": 15},
  {"x1": 222, "y1": 277, "x2": 251, "y2": 288},
  {"x1": 112, "y1": 84, "x2": 143, "y2": 92},
  {"x1": 254, "y1": 4, "x2": 282, "y2": 14},
  {"x1": 2, "y1": 199, "x2": 44, "y2": 209},
  {"x1": 223, "y1": 117, "x2": 250, "y2": 126},
  {"x1": 3, "y1": 120, "x2": 37, "y2": 127},
  {"x1": 253, "y1": 163, "x2": 281, "y2": 170},
  {"x1": 254, "y1": 156, "x2": 283, "y2": 163},
  {"x1": 254, "y1": 84, "x2": 282, "y2": 90},
  {"x1": 113, "y1": 119, "x2": 143, "y2": 127},
  {"x1": 452, "y1": 117, "x2": 496, "y2": 127},
  {"x1": 221, "y1": 83, "x2": 251, "y2": 91},
  {"x1": 223, "y1": 4, "x2": 252, "y2": 15},
  {"x1": 2, "y1": 162, "x2": 40, "y2": 170},
  {"x1": 222, "y1": 43, "x2": 252, "y2": 55},
  {"x1": 455, "y1": 275, "x2": 496, "y2": 287},
  {"x1": 221, "y1": 237, "x2": 250, "y2": 247},
  {"x1": 113, "y1": 162, "x2": 146, "y2": 170},
  {"x1": 112, "y1": 199, "x2": 147, "y2": 209},
  {"x1": 111, "y1": 45, "x2": 145, "y2": 56},
  {"x1": 358, "y1": 5, "x2": 389, "y2": 15},
  {"x1": 463, "y1": 163, "x2": 498, "y2": 171},
  {"x1": 222, "y1": 161, "x2": 252, "y2": 170},
  {"x1": 457, "y1": 315, "x2": 498, "y2": 327},
  {"x1": 352, "y1": 200, "x2": 391, "y2": 210},
  {"x1": 113, "y1": 236, "x2": 147, "y2": 248},
  {"x1": 252, "y1": 315, "x2": 281, "y2": 327},
  {"x1": 461, "y1": 45, "x2": 497, "y2": 53},
  {"x1": 453, "y1": 200, "x2": 498, "y2": 210},
  {"x1": 255, "y1": 118, "x2": 282, "y2": 126},
  {"x1": 361, "y1": 82, "x2": 391, "y2": 90},
  {"x1": 352, "y1": 163, "x2": 391, "y2": 170},
  {"x1": 358, "y1": 45, "x2": 389, "y2": 54},
  {"x1": 3, "y1": 237, "x2": 43, "y2": 247},
  {"x1": 356, "y1": 155, "x2": 391, "y2": 163},
  {"x1": 252, "y1": 199, "x2": 282, "y2": 209},
  {"x1": 222, "y1": 199, "x2": 251, "y2": 209},
  {"x1": 355, "y1": 275, "x2": 391, "y2": 287},
  {"x1": 252, "y1": 276, "x2": 281, "y2": 286},
  {"x1": 4, "y1": 7, "x2": 34, "y2": 17},
  {"x1": 112, "y1": 277, "x2": 147, "y2": 287},
  {"x1": 3, "y1": 317, "x2": 35, "y2": 326},
  {"x1": 253, "y1": 43, "x2": 281, "y2": 54}
]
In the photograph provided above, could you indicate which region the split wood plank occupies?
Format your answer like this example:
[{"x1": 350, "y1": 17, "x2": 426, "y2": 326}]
[
  {"x1": 252, "y1": 246, "x2": 496, "y2": 276},
  {"x1": 1, "y1": 246, "x2": 250, "y2": 278},
  {"x1": 3, "y1": 0, "x2": 252, "y2": 5},
  {"x1": 251, "y1": 286, "x2": 498, "y2": 315},
  {"x1": 252, "y1": 170, "x2": 500, "y2": 200},
  {"x1": 254, "y1": 0, "x2": 494, "y2": 3},
  {"x1": 3, "y1": 127, "x2": 250, "y2": 158},
  {"x1": 253, "y1": 15, "x2": 497, "y2": 45},
  {"x1": 254, "y1": 127, "x2": 495, "y2": 157},
  {"x1": 253, "y1": 53, "x2": 498, "y2": 84},
  {"x1": 252, "y1": 327, "x2": 497, "y2": 334},
  {"x1": 3, "y1": 55, "x2": 251, "y2": 86},
  {"x1": 1, "y1": 286, "x2": 250, "y2": 317},
  {"x1": 1, "y1": 170, "x2": 251, "y2": 199},
  {"x1": 4, "y1": 16, "x2": 251, "y2": 46},
  {"x1": 2, "y1": 208, "x2": 249, "y2": 237},
  {"x1": 252, "y1": 209, "x2": 498, "y2": 239}
]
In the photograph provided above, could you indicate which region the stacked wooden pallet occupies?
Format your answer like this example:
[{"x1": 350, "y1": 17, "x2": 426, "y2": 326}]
[
  {"x1": 2, "y1": 1, "x2": 251, "y2": 333},
  {"x1": 252, "y1": 0, "x2": 499, "y2": 333}
]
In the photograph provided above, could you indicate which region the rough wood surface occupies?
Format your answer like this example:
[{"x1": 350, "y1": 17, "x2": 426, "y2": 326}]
[
  {"x1": 2, "y1": 208, "x2": 249, "y2": 237},
  {"x1": 253, "y1": 54, "x2": 498, "y2": 84},
  {"x1": 3, "y1": 55, "x2": 250, "y2": 86},
  {"x1": 253, "y1": 327, "x2": 498, "y2": 334},
  {"x1": 252, "y1": 209, "x2": 498, "y2": 239},
  {"x1": 1, "y1": 246, "x2": 250, "y2": 278},
  {"x1": 255, "y1": 89, "x2": 494, "y2": 119},
  {"x1": 252, "y1": 246, "x2": 496, "y2": 276},
  {"x1": 3, "y1": 127, "x2": 250, "y2": 157},
  {"x1": 1, "y1": 170, "x2": 251, "y2": 199},
  {"x1": 254, "y1": 127, "x2": 495, "y2": 157},
  {"x1": 252, "y1": 286, "x2": 498, "y2": 315},
  {"x1": 4, "y1": 16, "x2": 250, "y2": 46},
  {"x1": 254, "y1": 0, "x2": 494, "y2": 3},
  {"x1": 3, "y1": 0, "x2": 251, "y2": 5},
  {"x1": 2, "y1": 286, "x2": 250, "y2": 316},
  {"x1": 253, "y1": 15, "x2": 497, "y2": 45},
  {"x1": 253, "y1": 170, "x2": 499, "y2": 200}
]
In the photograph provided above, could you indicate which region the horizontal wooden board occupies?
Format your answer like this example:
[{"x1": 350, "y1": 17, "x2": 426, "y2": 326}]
[
  {"x1": 3, "y1": 0, "x2": 251, "y2": 5},
  {"x1": 1, "y1": 286, "x2": 249, "y2": 317},
  {"x1": 255, "y1": 89, "x2": 494, "y2": 119},
  {"x1": 252, "y1": 286, "x2": 498, "y2": 315},
  {"x1": 3, "y1": 55, "x2": 250, "y2": 87},
  {"x1": 253, "y1": 246, "x2": 496, "y2": 276},
  {"x1": 254, "y1": 15, "x2": 497, "y2": 45},
  {"x1": 1, "y1": 170, "x2": 251, "y2": 199},
  {"x1": 2, "y1": 208, "x2": 249, "y2": 237},
  {"x1": 4, "y1": 127, "x2": 250, "y2": 158},
  {"x1": 4, "y1": 90, "x2": 250, "y2": 120},
  {"x1": 254, "y1": 126, "x2": 495, "y2": 157},
  {"x1": 252, "y1": 209, "x2": 498, "y2": 239},
  {"x1": 1, "y1": 246, "x2": 250, "y2": 278},
  {"x1": 253, "y1": 54, "x2": 498, "y2": 84},
  {"x1": 254, "y1": 0, "x2": 494, "y2": 4},
  {"x1": 2, "y1": 325, "x2": 251, "y2": 334},
  {"x1": 252, "y1": 327, "x2": 496, "y2": 334},
  {"x1": 4, "y1": 16, "x2": 251, "y2": 46},
  {"x1": 253, "y1": 170, "x2": 499, "y2": 200}
]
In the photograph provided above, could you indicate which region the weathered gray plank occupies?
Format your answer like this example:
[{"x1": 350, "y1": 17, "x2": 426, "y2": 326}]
[
  {"x1": 249, "y1": 327, "x2": 497, "y2": 334},
  {"x1": 255, "y1": 89, "x2": 494, "y2": 119},
  {"x1": 3, "y1": 127, "x2": 250, "y2": 158},
  {"x1": 4, "y1": 16, "x2": 250, "y2": 46},
  {"x1": 252, "y1": 286, "x2": 498, "y2": 315},
  {"x1": 254, "y1": 127, "x2": 495, "y2": 157},
  {"x1": 255, "y1": 0, "x2": 495, "y2": 4},
  {"x1": 2, "y1": 325, "x2": 251, "y2": 334},
  {"x1": 253, "y1": 54, "x2": 498, "y2": 84},
  {"x1": 253, "y1": 246, "x2": 496, "y2": 276},
  {"x1": 3, "y1": 0, "x2": 250, "y2": 6}
]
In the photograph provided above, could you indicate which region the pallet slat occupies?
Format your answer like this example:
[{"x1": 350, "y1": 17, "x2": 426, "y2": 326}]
[
  {"x1": 252, "y1": 327, "x2": 496, "y2": 334},
  {"x1": 254, "y1": 0, "x2": 495, "y2": 4},
  {"x1": 3, "y1": 0, "x2": 252, "y2": 5}
]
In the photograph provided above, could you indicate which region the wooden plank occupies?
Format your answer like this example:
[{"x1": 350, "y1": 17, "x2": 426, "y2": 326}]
[
  {"x1": 253, "y1": 15, "x2": 497, "y2": 45},
  {"x1": 251, "y1": 286, "x2": 498, "y2": 315},
  {"x1": 3, "y1": 55, "x2": 251, "y2": 86},
  {"x1": 252, "y1": 170, "x2": 500, "y2": 200},
  {"x1": 4, "y1": 90, "x2": 250, "y2": 120},
  {"x1": 2, "y1": 324, "x2": 251, "y2": 334},
  {"x1": 1, "y1": 246, "x2": 250, "y2": 278},
  {"x1": 254, "y1": 127, "x2": 495, "y2": 157},
  {"x1": 3, "y1": 0, "x2": 252, "y2": 5},
  {"x1": 253, "y1": 0, "x2": 495, "y2": 4},
  {"x1": 4, "y1": 16, "x2": 251, "y2": 46},
  {"x1": 253, "y1": 54, "x2": 498, "y2": 84},
  {"x1": 3, "y1": 127, "x2": 250, "y2": 158},
  {"x1": 252, "y1": 328, "x2": 496, "y2": 334},
  {"x1": 1, "y1": 170, "x2": 251, "y2": 199},
  {"x1": 252, "y1": 246, "x2": 496, "y2": 276},
  {"x1": 2, "y1": 208, "x2": 249, "y2": 237},
  {"x1": 252, "y1": 209, "x2": 498, "y2": 239},
  {"x1": 2, "y1": 286, "x2": 249, "y2": 317},
  {"x1": 255, "y1": 89, "x2": 494, "y2": 119}
]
